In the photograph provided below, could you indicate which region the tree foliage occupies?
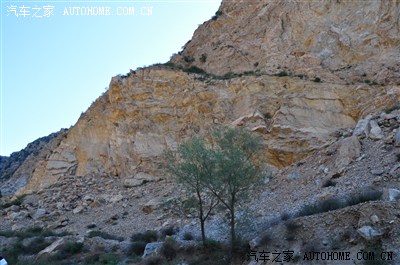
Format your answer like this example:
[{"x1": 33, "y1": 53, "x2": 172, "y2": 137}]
[{"x1": 165, "y1": 127, "x2": 263, "y2": 249}]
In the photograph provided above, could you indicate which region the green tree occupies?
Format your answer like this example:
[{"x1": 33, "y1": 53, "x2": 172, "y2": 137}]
[
  {"x1": 166, "y1": 127, "x2": 263, "y2": 251},
  {"x1": 165, "y1": 138, "x2": 219, "y2": 246},
  {"x1": 207, "y1": 127, "x2": 262, "y2": 250}
]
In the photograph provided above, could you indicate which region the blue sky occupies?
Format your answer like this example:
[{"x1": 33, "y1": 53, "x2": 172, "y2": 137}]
[{"x1": 1, "y1": 0, "x2": 222, "y2": 156}]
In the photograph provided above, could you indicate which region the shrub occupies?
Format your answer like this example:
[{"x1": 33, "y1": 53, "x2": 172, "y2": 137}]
[
  {"x1": 62, "y1": 241, "x2": 84, "y2": 255},
  {"x1": 23, "y1": 236, "x2": 51, "y2": 254},
  {"x1": 274, "y1": 71, "x2": 289, "y2": 77},
  {"x1": 322, "y1": 179, "x2": 337, "y2": 188},
  {"x1": 185, "y1": 66, "x2": 208, "y2": 75},
  {"x1": 131, "y1": 230, "x2": 158, "y2": 243},
  {"x1": 200, "y1": 54, "x2": 207, "y2": 63},
  {"x1": 98, "y1": 253, "x2": 119, "y2": 265},
  {"x1": 161, "y1": 240, "x2": 177, "y2": 260},
  {"x1": 183, "y1": 232, "x2": 194, "y2": 241},
  {"x1": 88, "y1": 230, "x2": 124, "y2": 241},
  {"x1": 128, "y1": 241, "x2": 147, "y2": 256},
  {"x1": 258, "y1": 234, "x2": 272, "y2": 246},
  {"x1": 319, "y1": 198, "x2": 345, "y2": 212},
  {"x1": 0, "y1": 194, "x2": 27, "y2": 209},
  {"x1": 280, "y1": 212, "x2": 290, "y2": 221},
  {"x1": 161, "y1": 226, "x2": 177, "y2": 238},
  {"x1": 184, "y1": 56, "x2": 195, "y2": 63},
  {"x1": 346, "y1": 188, "x2": 382, "y2": 206},
  {"x1": 384, "y1": 104, "x2": 400, "y2": 114}
]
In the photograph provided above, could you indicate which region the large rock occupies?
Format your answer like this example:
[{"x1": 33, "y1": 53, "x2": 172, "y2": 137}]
[
  {"x1": 368, "y1": 120, "x2": 384, "y2": 140},
  {"x1": 335, "y1": 136, "x2": 361, "y2": 169},
  {"x1": 357, "y1": 226, "x2": 382, "y2": 241},
  {"x1": 353, "y1": 119, "x2": 370, "y2": 137}
]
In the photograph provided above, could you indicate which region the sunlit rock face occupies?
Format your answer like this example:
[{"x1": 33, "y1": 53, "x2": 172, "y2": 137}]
[{"x1": 18, "y1": 0, "x2": 400, "y2": 193}]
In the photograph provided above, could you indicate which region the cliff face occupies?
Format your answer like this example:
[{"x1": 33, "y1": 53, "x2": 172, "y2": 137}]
[
  {"x1": 14, "y1": 0, "x2": 400, "y2": 194},
  {"x1": 0, "y1": 130, "x2": 67, "y2": 195},
  {"x1": 172, "y1": 0, "x2": 400, "y2": 84}
]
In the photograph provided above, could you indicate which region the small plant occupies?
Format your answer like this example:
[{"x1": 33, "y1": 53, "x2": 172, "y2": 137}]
[
  {"x1": 384, "y1": 104, "x2": 400, "y2": 114},
  {"x1": 23, "y1": 236, "x2": 51, "y2": 254},
  {"x1": 0, "y1": 194, "x2": 27, "y2": 210},
  {"x1": 313, "y1": 77, "x2": 321, "y2": 82},
  {"x1": 184, "y1": 56, "x2": 195, "y2": 63},
  {"x1": 200, "y1": 54, "x2": 207, "y2": 63},
  {"x1": 211, "y1": 10, "x2": 223, "y2": 20},
  {"x1": 322, "y1": 179, "x2": 337, "y2": 188},
  {"x1": 161, "y1": 226, "x2": 177, "y2": 238},
  {"x1": 87, "y1": 224, "x2": 97, "y2": 229},
  {"x1": 280, "y1": 212, "x2": 290, "y2": 221},
  {"x1": 274, "y1": 71, "x2": 289, "y2": 77},
  {"x1": 258, "y1": 233, "x2": 272, "y2": 246},
  {"x1": 98, "y1": 253, "x2": 119, "y2": 265},
  {"x1": 88, "y1": 230, "x2": 124, "y2": 241},
  {"x1": 128, "y1": 241, "x2": 147, "y2": 256},
  {"x1": 62, "y1": 241, "x2": 84, "y2": 255},
  {"x1": 346, "y1": 188, "x2": 382, "y2": 206},
  {"x1": 131, "y1": 230, "x2": 158, "y2": 243},
  {"x1": 161, "y1": 240, "x2": 177, "y2": 260},
  {"x1": 183, "y1": 232, "x2": 194, "y2": 241}
]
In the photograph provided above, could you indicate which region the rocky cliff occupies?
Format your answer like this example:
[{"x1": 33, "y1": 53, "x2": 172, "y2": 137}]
[
  {"x1": 0, "y1": 130, "x2": 67, "y2": 196},
  {"x1": 7, "y1": 0, "x2": 400, "y2": 196}
]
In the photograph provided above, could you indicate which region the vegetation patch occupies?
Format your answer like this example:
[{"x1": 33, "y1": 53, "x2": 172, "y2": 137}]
[
  {"x1": 0, "y1": 194, "x2": 27, "y2": 209},
  {"x1": 88, "y1": 230, "x2": 124, "y2": 241}
]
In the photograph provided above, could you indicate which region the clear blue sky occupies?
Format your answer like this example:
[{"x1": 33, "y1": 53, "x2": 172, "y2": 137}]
[{"x1": 1, "y1": 0, "x2": 222, "y2": 156}]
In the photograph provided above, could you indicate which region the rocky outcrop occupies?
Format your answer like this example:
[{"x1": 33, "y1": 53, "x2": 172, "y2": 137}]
[
  {"x1": 0, "y1": 130, "x2": 67, "y2": 196},
  {"x1": 11, "y1": 0, "x2": 400, "y2": 195},
  {"x1": 172, "y1": 0, "x2": 400, "y2": 85}
]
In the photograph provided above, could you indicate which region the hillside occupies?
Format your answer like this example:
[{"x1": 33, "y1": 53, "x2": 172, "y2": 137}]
[{"x1": 1, "y1": 0, "x2": 400, "y2": 264}]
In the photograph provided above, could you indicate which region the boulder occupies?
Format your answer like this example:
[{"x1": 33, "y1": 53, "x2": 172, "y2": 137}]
[
  {"x1": 32, "y1": 208, "x2": 47, "y2": 220},
  {"x1": 357, "y1": 226, "x2": 382, "y2": 240},
  {"x1": 335, "y1": 136, "x2": 361, "y2": 169},
  {"x1": 388, "y1": 188, "x2": 400, "y2": 201},
  {"x1": 368, "y1": 120, "x2": 384, "y2": 140},
  {"x1": 353, "y1": 119, "x2": 370, "y2": 137},
  {"x1": 143, "y1": 242, "x2": 163, "y2": 257}
]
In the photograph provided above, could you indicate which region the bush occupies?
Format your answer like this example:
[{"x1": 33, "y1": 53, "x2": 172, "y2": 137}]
[
  {"x1": 62, "y1": 241, "x2": 84, "y2": 255},
  {"x1": 0, "y1": 194, "x2": 27, "y2": 209},
  {"x1": 88, "y1": 230, "x2": 124, "y2": 241},
  {"x1": 384, "y1": 104, "x2": 400, "y2": 114},
  {"x1": 161, "y1": 226, "x2": 177, "y2": 238},
  {"x1": 183, "y1": 232, "x2": 194, "y2": 241},
  {"x1": 128, "y1": 241, "x2": 147, "y2": 256},
  {"x1": 98, "y1": 253, "x2": 119, "y2": 265},
  {"x1": 280, "y1": 212, "x2": 290, "y2": 221},
  {"x1": 258, "y1": 234, "x2": 272, "y2": 246},
  {"x1": 322, "y1": 179, "x2": 337, "y2": 188},
  {"x1": 87, "y1": 224, "x2": 97, "y2": 229},
  {"x1": 346, "y1": 188, "x2": 382, "y2": 206},
  {"x1": 161, "y1": 240, "x2": 177, "y2": 260},
  {"x1": 23, "y1": 236, "x2": 51, "y2": 254},
  {"x1": 274, "y1": 71, "x2": 289, "y2": 77},
  {"x1": 200, "y1": 54, "x2": 207, "y2": 63},
  {"x1": 131, "y1": 230, "x2": 158, "y2": 243}
]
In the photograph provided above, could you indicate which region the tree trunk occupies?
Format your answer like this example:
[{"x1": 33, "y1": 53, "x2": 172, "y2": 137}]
[{"x1": 197, "y1": 189, "x2": 207, "y2": 246}]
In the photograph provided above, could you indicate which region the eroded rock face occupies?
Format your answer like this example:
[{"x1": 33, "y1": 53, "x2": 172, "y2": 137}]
[
  {"x1": 172, "y1": 0, "x2": 400, "y2": 85},
  {"x1": 19, "y1": 67, "x2": 398, "y2": 194},
  {"x1": 0, "y1": 130, "x2": 67, "y2": 196},
  {"x1": 14, "y1": 0, "x2": 400, "y2": 194}
]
